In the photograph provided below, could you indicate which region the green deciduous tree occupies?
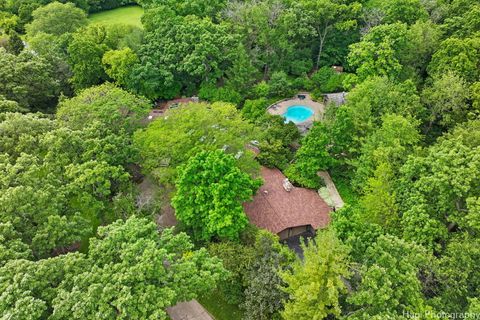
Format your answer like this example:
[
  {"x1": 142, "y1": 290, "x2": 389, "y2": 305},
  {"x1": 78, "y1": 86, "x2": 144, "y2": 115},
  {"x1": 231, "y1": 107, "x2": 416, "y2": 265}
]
[
  {"x1": 295, "y1": 0, "x2": 362, "y2": 69},
  {"x1": 427, "y1": 36, "x2": 480, "y2": 84},
  {"x1": 0, "y1": 217, "x2": 226, "y2": 320},
  {"x1": 348, "y1": 23, "x2": 408, "y2": 81},
  {"x1": 0, "y1": 48, "x2": 60, "y2": 112},
  {"x1": 397, "y1": 120, "x2": 480, "y2": 248},
  {"x1": 286, "y1": 122, "x2": 334, "y2": 188},
  {"x1": 132, "y1": 13, "x2": 236, "y2": 99},
  {"x1": 25, "y1": 2, "x2": 87, "y2": 37},
  {"x1": 434, "y1": 235, "x2": 480, "y2": 313},
  {"x1": 347, "y1": 235, "x2": 433, "y2": 318},
  {"x1": 358, "y1": 162, "x2": 399, "y2": 231},
  {"x1": 351, "y1": 113, "x2": 421, "y2": 189},
  {"x1": 422, "y1": 71, "x2": 472, "y2": 130},
  {"x1": 134, "y1": 102, "x2": 259, "y2": 184},
  {"x1": 68, "y1": 24, "x2": 143, "y2": 90},
  {"x1": 172, "y1": 150, "x2": 261, "y2": 241},
  {"x1": 280, "y1": 228, "x2": 350, "y2": 320},
  {"x1": 51, "y1": 217, "x2": 226, "y2": 319},
  {"x1": 328, "y1": 77, "x2": 423, "y2": 161},
  {"x1": 242, "y1": 231, "x2": 295, "y2": 320},
  {"x1": 102, "y1": 48, "x2": 138, "y2": 87}
]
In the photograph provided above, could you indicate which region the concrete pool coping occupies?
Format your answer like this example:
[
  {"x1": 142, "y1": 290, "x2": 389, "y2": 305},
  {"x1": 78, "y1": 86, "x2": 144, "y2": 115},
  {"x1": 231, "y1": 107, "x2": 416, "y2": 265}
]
[{"x1": 267, "y1": 93, "x2": 325, "y2": 131}]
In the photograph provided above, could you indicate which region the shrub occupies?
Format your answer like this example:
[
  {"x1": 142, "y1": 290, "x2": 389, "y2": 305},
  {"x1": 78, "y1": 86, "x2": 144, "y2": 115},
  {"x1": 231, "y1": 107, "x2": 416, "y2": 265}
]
[{"x1": 269, "y1": 71, "x2": 294, "y2": 98}]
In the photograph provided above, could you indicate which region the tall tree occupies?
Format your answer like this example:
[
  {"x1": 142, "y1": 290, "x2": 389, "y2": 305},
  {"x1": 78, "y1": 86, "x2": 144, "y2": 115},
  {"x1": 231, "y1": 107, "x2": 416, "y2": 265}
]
[
  {"x1": 242, "y1": 231, "x2": 295, "y2": 320},
  {"x1": 348, "y1": 23, "x2": 409, "y2": 81},
  {"x1": 172, "y1": 150, "x2": 261, "y2": 241},
  {"x1": 347, "y1": 235, "x2": 433, "y2": 318},
  {"x1": 285, "y1": 123, "x2": 334, "y2": 188},
  {"x1": 427, "y1": 36, "x2": 480, "y2": 84},
  {"x1": 0, "y1": 48, "x2": 60, "y2": 112},
  {"x1": 295, "y1": 0, "x2": 362, "y2": 69},
  {"x1": 134, "y1": 102, "x2": 259, "y2": 184},
  {"x1": 25, "y1": 2, "x2": 87, "y2": 37},
  {"x1": 0, "y1": 217, "x2": 226, "y2": 320},
  {"x1": 422, "y1": 71, "x2": 471, "y2": 131},
  {"x1": 280, "y1": 229, "x2": 350, "y2": 320}
]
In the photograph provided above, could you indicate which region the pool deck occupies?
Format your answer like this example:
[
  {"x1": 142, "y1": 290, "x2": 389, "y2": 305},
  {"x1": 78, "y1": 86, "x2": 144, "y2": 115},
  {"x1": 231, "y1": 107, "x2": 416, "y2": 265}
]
[{"x1": 267, "y1": 93, "x2": 325, "y2": 131}]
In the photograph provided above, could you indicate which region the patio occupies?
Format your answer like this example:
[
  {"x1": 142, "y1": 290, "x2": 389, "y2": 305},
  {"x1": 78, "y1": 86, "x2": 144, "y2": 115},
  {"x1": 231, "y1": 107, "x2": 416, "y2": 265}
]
[{"x1": 267, "y1": 93, "x2": 325, "y2": 132}]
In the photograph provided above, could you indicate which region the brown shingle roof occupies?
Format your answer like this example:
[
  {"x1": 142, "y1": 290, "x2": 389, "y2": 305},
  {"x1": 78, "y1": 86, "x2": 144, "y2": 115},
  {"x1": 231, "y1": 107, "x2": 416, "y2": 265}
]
[{"x1": 243, "y1": 167, "x2": 331, "y2": 234}]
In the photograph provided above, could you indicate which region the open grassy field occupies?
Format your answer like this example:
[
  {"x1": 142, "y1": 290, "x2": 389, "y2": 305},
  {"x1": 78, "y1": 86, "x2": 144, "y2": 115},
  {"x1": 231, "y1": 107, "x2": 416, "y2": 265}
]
[{"x1": 88, "y1": 5, "x2": 144, "y2": 28}]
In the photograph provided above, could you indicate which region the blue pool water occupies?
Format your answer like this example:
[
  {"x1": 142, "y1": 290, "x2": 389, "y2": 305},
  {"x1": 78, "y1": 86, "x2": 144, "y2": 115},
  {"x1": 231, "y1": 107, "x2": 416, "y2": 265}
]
[{"x1": 283, "y1": 105, "x2": 314, "y2": 123}]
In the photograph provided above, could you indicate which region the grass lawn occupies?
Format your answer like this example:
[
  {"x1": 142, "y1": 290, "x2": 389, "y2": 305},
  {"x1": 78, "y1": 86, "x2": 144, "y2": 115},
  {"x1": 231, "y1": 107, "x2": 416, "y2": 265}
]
[
  {"x1": 88, "y1": 5, "x2": 144, "y2": 28},
  {"x1": 331, "y1": 175, "x2": 359, "y2": 206},
  {"x1": 198, "y1": 291, "x2": 244, "y2": 320}
]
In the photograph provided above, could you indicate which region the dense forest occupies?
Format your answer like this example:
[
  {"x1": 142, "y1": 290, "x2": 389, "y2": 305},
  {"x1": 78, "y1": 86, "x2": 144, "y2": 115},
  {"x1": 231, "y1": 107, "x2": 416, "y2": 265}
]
[{"x1": 0, "y1": 0, "x2": 479, "y2": 319}]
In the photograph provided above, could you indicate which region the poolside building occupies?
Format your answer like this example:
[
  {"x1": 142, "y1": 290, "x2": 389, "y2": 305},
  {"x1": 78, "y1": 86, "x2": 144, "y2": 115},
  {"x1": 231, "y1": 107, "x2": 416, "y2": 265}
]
[{"x1": 243, "y1": 166, "x2": 331, "y2": 240}]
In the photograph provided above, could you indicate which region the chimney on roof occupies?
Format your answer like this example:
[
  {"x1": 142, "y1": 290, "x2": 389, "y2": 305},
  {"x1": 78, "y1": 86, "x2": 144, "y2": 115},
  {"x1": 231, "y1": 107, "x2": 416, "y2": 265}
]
[{"x1": 283, "y1": 178, "x2": 293, "y2": 192}]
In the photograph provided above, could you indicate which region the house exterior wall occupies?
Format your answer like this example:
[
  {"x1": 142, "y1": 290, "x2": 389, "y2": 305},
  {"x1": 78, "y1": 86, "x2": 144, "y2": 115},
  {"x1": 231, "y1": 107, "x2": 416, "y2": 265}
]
[{"x1": 278, "y1": 225, "x2": 314, "y2": 240}]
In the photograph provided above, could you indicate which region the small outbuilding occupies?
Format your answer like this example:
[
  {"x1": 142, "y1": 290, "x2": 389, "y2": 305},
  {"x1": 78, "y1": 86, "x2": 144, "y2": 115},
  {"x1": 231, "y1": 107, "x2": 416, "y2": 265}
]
[{"x1": 243, "y1": 167, "x2": 331, "y2": 240}]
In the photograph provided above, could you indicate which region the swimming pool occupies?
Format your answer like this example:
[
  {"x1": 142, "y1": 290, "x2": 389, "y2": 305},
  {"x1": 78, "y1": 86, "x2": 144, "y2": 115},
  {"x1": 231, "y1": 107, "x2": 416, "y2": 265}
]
[{"x1": 283, "y1": 105, "x2": 314, "y2": 123}]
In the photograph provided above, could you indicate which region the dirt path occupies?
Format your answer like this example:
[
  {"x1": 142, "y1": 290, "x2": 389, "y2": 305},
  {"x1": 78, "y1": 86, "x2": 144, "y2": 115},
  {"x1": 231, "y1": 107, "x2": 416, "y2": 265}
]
[
  {"x1": 317, "y1": 171, "x2": 344, "y2": 210},
  {"x1": 167, "y1": 300, "x2": 214, "y2": 320}
]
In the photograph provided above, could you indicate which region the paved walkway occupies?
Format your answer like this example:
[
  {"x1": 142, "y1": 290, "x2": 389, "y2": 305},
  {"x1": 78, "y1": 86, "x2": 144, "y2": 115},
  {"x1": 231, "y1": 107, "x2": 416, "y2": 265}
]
[
  {"x1": 317, "y1": 171, "x2": 344, "y2": 210},
  {"x1": 167, "y1": 300, "x2": 214, "y2": 320}
]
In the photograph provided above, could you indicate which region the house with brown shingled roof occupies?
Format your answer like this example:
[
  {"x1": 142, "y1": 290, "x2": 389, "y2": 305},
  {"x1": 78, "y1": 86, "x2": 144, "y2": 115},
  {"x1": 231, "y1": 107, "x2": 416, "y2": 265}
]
[{"x1": 243, "y1": 166, "x2": 331, "y2": 240}]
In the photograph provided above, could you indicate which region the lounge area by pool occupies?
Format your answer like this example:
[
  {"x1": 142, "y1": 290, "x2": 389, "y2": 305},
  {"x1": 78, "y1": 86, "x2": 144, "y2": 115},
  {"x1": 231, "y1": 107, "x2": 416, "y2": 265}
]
[{"x1": 283, "y1": 105, "x2": 314, "y2": 124}]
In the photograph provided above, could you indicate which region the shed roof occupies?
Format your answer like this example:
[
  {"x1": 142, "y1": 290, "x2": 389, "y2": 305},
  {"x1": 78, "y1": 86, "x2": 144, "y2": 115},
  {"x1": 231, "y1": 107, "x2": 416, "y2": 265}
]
[{"x1": 243, "y1": 167, "x2": 330, "y2": 234}]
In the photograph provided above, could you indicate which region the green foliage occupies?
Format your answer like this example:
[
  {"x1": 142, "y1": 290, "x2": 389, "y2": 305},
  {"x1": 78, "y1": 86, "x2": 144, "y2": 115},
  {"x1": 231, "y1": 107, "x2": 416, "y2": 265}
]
[
  {"x1": 0, "y1": 48, "x2": 60, "y2": 112},
  {"x1": 25, "y1": 2, "x2": 87, "y2": 37},
  {"x1": 0, "y1": 95, "x2": 26, "y2": 113},
  {"x1": 0, "y1": 222, "x2": 33, "y2": 266},
  {"x1": 0, "y1": 217, "x2": 226, "y2": 320},
  {"x1": 198, "y1": 83, "x2": 242, "y2": 105},
  {"x1": 242, "y1": 231, "x2": 295, "y2": 320},
  {"x1": 434, "y1": 235, "x2": 480, "y2": 312},
  {"x1": 328, "y1": 77, "x2": 423, "y2": 160},
  {"x1": 347, "y1": 235, "x2": 433, "y2": 318},
  {"x1": 268, "y1": 71, "x2": 294, "y2": 98},
  {"x1": 422, "y1": 71, "x2": 472, "y2": 130},
  {"x1": 102, "y1": 48, "x2": 138, "y2": 87},
  {"x1": 427, "y1": 36, "x2": 480, "y2": 84},
  {"x1": 382, "y1": 0, "x2": 429, "y2": 25},
  {"x1": 57, "y1": 83, "x2": 149, "y2": 135},
  {"x1": 172, "y1": 150, "x2": 261, "y2": 241},
  {"x1": 131, "y1": 13, "x2": 236, "y2": 99},
  {"x1": 348, "y1": 23, "x2": 408, "y2": 81},
  {"x1": 257, "y1": 116, "x2": 301, "y2": 170},
  {"x1": 308, "y1": 66, "x2": 346, "y2": 94},
  {"x1": 134, "y1": 102, "x2": 259, "y2": 184},
  {"x1": 52, "y1": 217, "x2": 226, "y2": 319},
  {"x1": 332, "y1": 205, "x2": 383, "y2": 262},
  {"x1": 0, "y1": 253, "x2": 89, "y2": 319},
  {"x1": 286, "y1": 123, "x2": 334, "y2": 188},
  {"x1": 294, "y1": 0, "x2": 362, "y2": 69},
  {"x1": 280, "y1": 229, "x2": 350, "y2": 320},
  {"x1": 252, "y1": 81, "x2": 271, "y2": 99},
  {"x1": 397, "y1": 120, "x2": 480, "y2": 247},
  {"x1": 351, "y1": 113, "x2": 421, "y2": 190},
  {"x1": 358, "y1": 163, "x2": 400, "y2": 231},
  {"x1": 208, "y1": 240, "x2": 256, "y2": 304},
  {"x1": 241, "y1": 98, "x2": 271, "y2": 122},
  {"x1": 0, "y1": 85, "x2": 147, "y2": 258},
  {"x1": 68, "y1": 23, "x2": 143, "y2": 90}
]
